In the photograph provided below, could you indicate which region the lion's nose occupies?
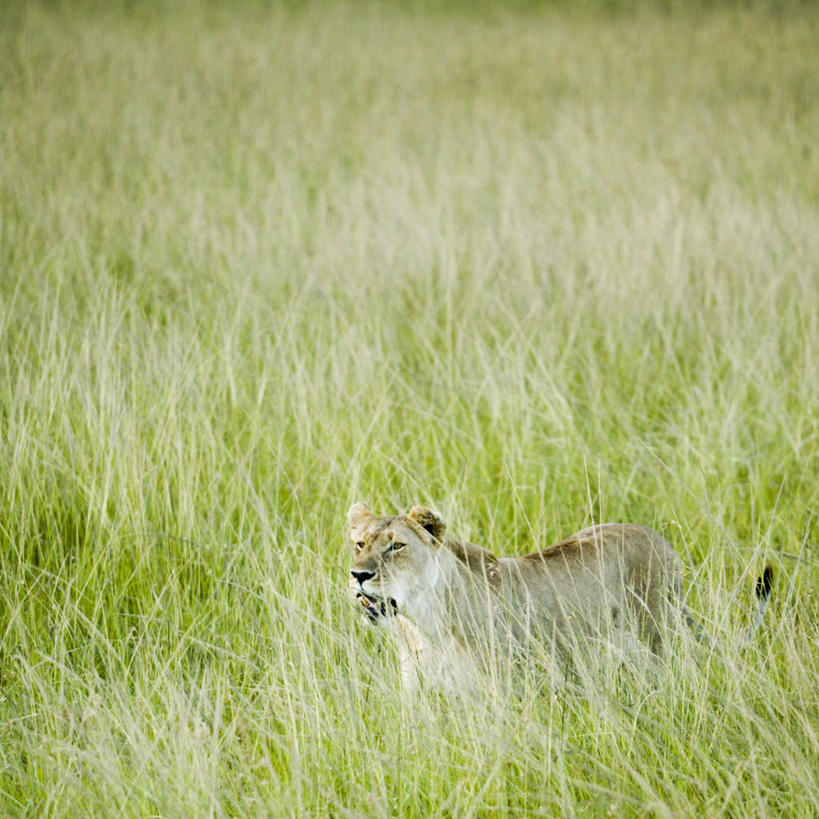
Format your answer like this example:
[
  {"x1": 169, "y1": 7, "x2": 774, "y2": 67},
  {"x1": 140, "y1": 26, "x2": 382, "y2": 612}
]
[{"x1": 351, "y1": 569, "x2": 376, "y2": 585}]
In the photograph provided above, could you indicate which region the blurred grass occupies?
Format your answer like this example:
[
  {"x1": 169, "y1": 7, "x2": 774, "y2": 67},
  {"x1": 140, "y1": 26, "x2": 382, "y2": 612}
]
[{"x1": 1, "y1": 0, "x2": 818, "y2": 816}]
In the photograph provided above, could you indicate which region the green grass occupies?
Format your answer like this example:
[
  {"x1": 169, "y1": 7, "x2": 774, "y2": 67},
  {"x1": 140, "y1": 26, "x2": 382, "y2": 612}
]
[{"x1": 1, "y1": 0, "x2": 818, "y2": 815}]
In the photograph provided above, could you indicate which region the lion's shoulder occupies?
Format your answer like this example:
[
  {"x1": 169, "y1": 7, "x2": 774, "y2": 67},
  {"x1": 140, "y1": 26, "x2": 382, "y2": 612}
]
[{"x1": 444, "y1": 538, "x2": 500, "y2": 580}]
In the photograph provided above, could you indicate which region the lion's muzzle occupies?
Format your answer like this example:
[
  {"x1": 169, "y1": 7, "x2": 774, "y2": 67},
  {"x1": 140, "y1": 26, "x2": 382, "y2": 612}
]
[{"x1": 354, "y1": 589, "x2": 398, "y2": 622}]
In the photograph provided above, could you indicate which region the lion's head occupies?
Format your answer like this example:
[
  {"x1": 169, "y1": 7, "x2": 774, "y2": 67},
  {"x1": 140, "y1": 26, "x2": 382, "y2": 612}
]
[{"x1": 347, "y1": 502, "x2": 446, "y2": 623}]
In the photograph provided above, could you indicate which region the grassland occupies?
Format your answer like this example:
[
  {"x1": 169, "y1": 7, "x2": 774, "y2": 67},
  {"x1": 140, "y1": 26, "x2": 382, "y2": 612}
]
[{"x1": 1, "y1": 1, "x2": 818, "y2": 815}]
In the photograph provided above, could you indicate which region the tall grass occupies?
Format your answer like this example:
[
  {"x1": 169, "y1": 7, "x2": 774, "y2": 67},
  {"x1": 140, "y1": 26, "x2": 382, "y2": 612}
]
[{"x1": 1, "y1": 1, "x2": 817, "y2": 815}]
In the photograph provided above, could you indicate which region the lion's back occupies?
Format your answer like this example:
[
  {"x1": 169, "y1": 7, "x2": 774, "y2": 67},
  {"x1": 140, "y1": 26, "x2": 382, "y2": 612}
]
[
  {"x1": 502, "y1": 523, "x2": 682, "y2": 647},
  {"x1": 523, "y1": 523, "x2": 679, "y2": 575}
]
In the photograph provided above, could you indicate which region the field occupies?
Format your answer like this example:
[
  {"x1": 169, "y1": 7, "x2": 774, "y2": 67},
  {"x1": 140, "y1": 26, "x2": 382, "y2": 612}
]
[{"x1": 1, "y1": 0, "x2": 818, "y2": 815}]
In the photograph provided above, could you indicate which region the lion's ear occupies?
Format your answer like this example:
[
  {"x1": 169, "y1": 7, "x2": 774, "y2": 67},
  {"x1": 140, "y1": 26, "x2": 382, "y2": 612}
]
[
  {"x1": 347, "y1": 502, "x2": 373, "y2": 530},
  {"x1": 407, "y1": 506, "x2": 446, "y2": 541}
]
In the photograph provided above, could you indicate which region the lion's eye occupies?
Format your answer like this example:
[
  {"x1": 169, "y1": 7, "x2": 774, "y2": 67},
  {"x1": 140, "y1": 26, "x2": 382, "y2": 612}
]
[
  {"x1": 388, "y1": 542, "x2": 406, "y2": 554},
  {"x1": 354, "y1": 541, "x2": 365, "y2": 552}
]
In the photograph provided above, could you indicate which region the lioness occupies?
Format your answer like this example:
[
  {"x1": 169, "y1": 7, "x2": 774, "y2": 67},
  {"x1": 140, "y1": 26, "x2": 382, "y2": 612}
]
[{"x1": 347, "y1": 502, "x2": 771, "y2": 693}]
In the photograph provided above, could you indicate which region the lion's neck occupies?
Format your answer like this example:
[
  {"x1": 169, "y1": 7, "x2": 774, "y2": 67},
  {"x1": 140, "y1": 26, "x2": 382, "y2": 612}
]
[
  {"x1": 398, "y1": 547, "x2": 486, "y2": 645},
  {"x1": 389, "y1": 550, "x2": 493, "y2": 695}
]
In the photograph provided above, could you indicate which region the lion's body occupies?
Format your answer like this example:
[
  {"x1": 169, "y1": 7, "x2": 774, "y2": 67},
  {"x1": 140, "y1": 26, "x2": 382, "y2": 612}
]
[{"x1": 347, "y1": 504, "x2": 683, "y2": 693}]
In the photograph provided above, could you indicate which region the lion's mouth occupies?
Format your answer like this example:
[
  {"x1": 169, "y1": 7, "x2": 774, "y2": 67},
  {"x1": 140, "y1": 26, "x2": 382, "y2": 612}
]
[{"x1": 355, "y1": 591, "x2": 398, "y2": 621}]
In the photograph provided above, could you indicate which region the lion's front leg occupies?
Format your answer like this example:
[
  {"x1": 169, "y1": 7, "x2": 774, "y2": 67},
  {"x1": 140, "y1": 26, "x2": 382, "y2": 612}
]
[{"x1": 392, "y1": 615, "x2": 479, "y2": 697}]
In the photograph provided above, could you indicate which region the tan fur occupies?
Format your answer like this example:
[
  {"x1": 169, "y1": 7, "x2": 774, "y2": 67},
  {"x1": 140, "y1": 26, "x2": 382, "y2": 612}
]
[{"x1": 348, "y1": 502, "x2": 682, "y2": 694}]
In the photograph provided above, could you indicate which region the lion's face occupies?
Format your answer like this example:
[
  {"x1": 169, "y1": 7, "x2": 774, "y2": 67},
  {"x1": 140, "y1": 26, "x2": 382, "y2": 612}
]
[{"x1": 347, "y1": 502, "x2": 445, "y2": 624}]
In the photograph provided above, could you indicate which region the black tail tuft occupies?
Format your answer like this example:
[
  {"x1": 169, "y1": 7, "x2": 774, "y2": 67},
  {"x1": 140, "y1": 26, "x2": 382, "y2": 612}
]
[{"x1": 756, "y1": 565, "x2": 774, "y2": 601}]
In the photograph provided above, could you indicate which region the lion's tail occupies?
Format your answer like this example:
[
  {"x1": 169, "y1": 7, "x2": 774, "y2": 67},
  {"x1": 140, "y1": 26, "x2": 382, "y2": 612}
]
[
  {"x1": 744, "y1": 565, "x2": 774, "y2": 643},
  {"x1": 684, "y1": 565, "x2": 774, "y2": 647}
]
